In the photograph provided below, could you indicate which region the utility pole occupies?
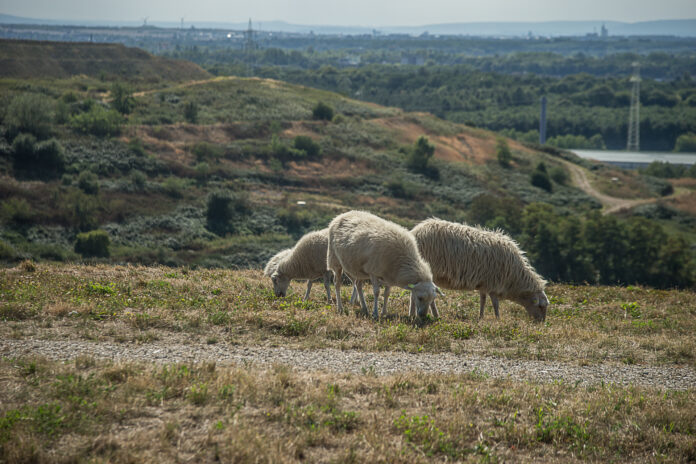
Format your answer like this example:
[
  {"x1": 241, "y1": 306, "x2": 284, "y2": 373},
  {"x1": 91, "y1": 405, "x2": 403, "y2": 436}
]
[
  {"x1": 243, "y1": 18, "x2": 256, "y2": 76},
  {"x1": 627, "y1": 62, "x2": 641, "y2": 151},
  {"x1": 539, "y1": 95, "x2": 547, "y2": 145}
]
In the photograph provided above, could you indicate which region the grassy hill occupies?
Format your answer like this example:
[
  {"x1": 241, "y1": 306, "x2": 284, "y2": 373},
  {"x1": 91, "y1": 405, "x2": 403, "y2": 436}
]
[
  {"x1": 0, "y1": 39, "x2": 210, "y2": 82},
  {"x1": 0, "y1": 50, "x2": 694, "y2": 287}
]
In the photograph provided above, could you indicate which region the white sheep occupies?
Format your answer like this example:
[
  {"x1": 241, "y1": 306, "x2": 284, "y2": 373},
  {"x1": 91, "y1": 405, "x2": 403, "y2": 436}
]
[
  {"x1": 264, "y1": 229, "x2": 333, "y2": 302},
  {"x1": 411, "y1": 218, "x2": 549, "y2": 322},
  {"x1": 327, "y1": 210, "x2": 440, "y2": 319}
]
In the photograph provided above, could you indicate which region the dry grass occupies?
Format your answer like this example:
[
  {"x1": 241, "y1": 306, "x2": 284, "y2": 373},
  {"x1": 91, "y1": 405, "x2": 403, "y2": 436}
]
[
  {"x1": 1, "y1": 264, "x2": 695, "y2": 368},
  {"x1": 0, "y1": 355, "x2": 693, "y2": 463}
]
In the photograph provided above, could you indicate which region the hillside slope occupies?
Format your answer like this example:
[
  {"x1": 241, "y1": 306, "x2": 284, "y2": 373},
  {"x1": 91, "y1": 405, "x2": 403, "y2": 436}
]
[{"x1": 0, "y1": 39, "x2": 210, "y2": 81}]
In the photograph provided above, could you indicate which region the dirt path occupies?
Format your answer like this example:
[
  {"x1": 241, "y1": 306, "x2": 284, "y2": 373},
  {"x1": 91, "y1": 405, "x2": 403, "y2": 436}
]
[
  {"x1": 2, "y1": 337, "x2": 694, "y2": 390},
  {"x1": 132, "y1": 76, "x2": 236, "y2": 97},
  {"x1": 562, "y1": 160, "x2": 661, "y2": 214}
]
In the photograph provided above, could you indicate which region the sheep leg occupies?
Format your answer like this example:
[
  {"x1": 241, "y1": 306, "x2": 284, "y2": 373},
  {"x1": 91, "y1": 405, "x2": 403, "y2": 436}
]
[
  {"x1": 323, "y1": 271, "x2": 332, "y2": 304},
  {"x1": 479, "y1": 291, "x2": 487, "y2": 319},
  {"x1": 304, "y1": 280, "x2": 312, "y2": 301},
  {"x1": 380, "y1": 285, "x2": 390, "y2": 319},
  {"x1": 370, "y1": 276, "x2": 381, "y2": 320},
  {"x1": 491, "y1": 294, "x2": 500, "y2": 319},
  {"x1": 334, "y1": 268, "x2": 344, "y2": 314},
  {"x1": 355, "y1": 282, "x2": 369, "y2": 316},
  {"x1": 430, "y1": 300, "x2": 440, "y2": 319},
  {"x1": 349, "y1": 280, "x2": 360, "y2": 305},
  {"x1": 409, "y1": 292, "x2": 416, "y2": 318}
]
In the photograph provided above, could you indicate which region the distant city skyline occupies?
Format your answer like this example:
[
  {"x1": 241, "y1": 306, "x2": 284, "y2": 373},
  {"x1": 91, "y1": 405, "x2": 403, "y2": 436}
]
[{"x1": 2, "y1": 0, "x2": 696, "y2": 27}]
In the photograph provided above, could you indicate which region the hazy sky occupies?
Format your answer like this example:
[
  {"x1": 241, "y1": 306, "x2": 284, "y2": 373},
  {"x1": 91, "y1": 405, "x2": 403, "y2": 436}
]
[{"x1": 2, "y1": 0, "x2": 696, "y2": 26}]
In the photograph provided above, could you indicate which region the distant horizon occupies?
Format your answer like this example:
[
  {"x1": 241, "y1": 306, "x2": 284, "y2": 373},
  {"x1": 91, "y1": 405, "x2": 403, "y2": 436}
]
[
  {"x1": 2, "y1": 0, "x2": 696, "y2": 28},
  {"x1": 2, "y1": 12, "x2": 696, "y2": 28}
]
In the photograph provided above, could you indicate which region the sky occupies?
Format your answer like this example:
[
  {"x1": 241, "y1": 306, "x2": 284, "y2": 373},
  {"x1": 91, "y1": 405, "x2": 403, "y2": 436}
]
[{"x1": 2, "y1": 0, "x2": 696, "y2": 26}]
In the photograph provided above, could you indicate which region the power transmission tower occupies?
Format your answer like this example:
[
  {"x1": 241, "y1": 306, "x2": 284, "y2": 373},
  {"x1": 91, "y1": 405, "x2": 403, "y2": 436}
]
[
  {"x1": 243, "y1": 18, "x2": 257, "y2": 76},
  {"x1": 627, "y1": 62, "x2": 641, "y2": 151}
]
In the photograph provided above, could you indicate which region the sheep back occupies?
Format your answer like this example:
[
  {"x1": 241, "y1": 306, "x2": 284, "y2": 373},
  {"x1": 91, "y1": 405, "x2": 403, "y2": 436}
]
[
  {"x1": 412, "y1": 218, "x2": 545, "y2": 298},
  {"x1": 328, "y1": 211, "x2": 432, "y2": 287},
  {"x1": 277, "y1": 228, "x2": 330, "y2": 280}
]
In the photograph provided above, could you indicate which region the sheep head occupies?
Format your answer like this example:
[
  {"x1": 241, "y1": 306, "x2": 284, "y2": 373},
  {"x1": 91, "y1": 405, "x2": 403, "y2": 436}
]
[
  {"x1": 270, "y1": 272, "x2": 291, "y2": 298},
  {"x1": 514, "y1": 290, "x2": 549, "y2": 322},
  {"x1": 410, "y1": 281, "x2": 438, "y2": 317}
]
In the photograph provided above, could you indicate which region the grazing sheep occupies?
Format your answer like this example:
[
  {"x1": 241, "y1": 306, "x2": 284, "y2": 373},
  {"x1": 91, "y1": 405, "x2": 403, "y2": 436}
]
[
  {"x1": 264, "y1": 229, "x2": 333, "y2": 302},
  {"x1": 327, "y1": 210, "x2": 440, "y2": 319},
  {"x1": 411, "y1": 218, "x2": 549, "y2": 322}
]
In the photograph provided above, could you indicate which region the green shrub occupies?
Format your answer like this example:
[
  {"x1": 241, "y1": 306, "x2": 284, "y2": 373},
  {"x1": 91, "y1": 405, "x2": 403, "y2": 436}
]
[
  {"x1": 131, "y1": 170, "x2": 147, "y2": 189},
  {"x1": 70, "y1": 106, "x2": 122, "y2": 137},
  {"x1": 312, "y1": 101, "x2": 334, "y2": 121},
  {"x1": 292, "y1": 135, "x2": 321, "y2": 158},
  {"x1": 77, "y1": 171, "x2": 99, "y2": 195},
  {"x1": 63, "y1": 190, "x2": 99, "y2": 231},
  {"x1": 385, "y1": 177, "x2": 417, "y2": 199},
  {"x1": 674, "y1": 133, "x2": 696, "y2": 153},
  {"x1": 531, "y1": 162, "x2": 552, "y2": 192},
  {"x1": 270, "y1": 135, "x2": 305, "y2": 161},
  {"x1": 74, "y1": 230, "x2": 110, "y2": 258},
  {"x1": 194, "y1": 162, "x2": 210, "y2": 184},
  {"x1": 0, "y1": 198, "x2": 34, "y2": 225},
  {"x1": 183, "y1": 101, "x2": 199, "y2": 123},
  {"x1": 128, "y1": 138, "x2": 147, "y2": 157},
  {"x1": 11, "y1": 133, "x2": 65, "y2": 179},
  {"x1": 110, "y1": 82, "x2": 135, "y2": 114},
  {"x1": 549, "y1": 166, "x2": 569, "y2": 185},
  {"x1": 5, "y1": 93, "x2": 53, "y2": 139},
  {"x1": 191, "y1": 142, "x2": 224, "y2": 161},
  {"x1": 496, "y1": 137, "x2": 512, "y2": 167},
  {"x1": 0, "y1": 239, "x2": 16, "y2": 261},
  {"x1": 206, "y1": 191, "x2": 234, "y2": 235},
  {"x1": 162, "y1": 177, "x2": 187, "y2": 198}
]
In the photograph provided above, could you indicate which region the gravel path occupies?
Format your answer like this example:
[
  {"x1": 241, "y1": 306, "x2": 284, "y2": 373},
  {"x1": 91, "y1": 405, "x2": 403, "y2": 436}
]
[{"x1": 2, "y1": 338, "x2": 695, "y2": 390}]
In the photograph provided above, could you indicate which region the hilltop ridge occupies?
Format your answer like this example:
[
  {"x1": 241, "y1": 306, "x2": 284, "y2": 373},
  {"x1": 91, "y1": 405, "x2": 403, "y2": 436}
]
[{"x1": 0, "y1": 39, "x2": 210, "y2": 81}]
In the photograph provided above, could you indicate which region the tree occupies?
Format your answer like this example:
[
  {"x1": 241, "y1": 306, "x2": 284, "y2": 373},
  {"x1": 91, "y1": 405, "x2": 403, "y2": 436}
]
[
  {"x1": 530, "y1": 162, "x2": 552, "y2": 192},
  {"x1": 183, "y1": 101, "x2": 198, "y2": 123},
  {"x1": 11, "y1": 133, "x2": 65, "y2": 179},
  {"x1": 110, "y1": 82, "x2": 135, "y2": 114},
  {"x1": 406, "y1": 136, "x2": 435, "y2": 171},
  {"x1": 312, "y1": 101, "x2": 334, "y2": 121},
  {"x1": 292, "y1": 135, "x2": 321, "y2": 158},
  {"x1": 496, "y1": 137, "x2": 512, "y2": 167},
  {"x1": 674, "y1": 133, "x2": 696, "y2": 153}
]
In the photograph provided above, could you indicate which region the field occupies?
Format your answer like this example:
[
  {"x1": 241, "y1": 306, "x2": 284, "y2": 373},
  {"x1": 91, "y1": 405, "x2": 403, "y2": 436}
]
[{"x1": 1, "y1": 263, "x2": 695, "y2": 462}]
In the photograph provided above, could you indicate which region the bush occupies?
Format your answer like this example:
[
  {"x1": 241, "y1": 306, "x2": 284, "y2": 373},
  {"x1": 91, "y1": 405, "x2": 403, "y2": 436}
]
[
  {"x1": 312, "y1": 101, "x2": 334, "y2": 121},
  {"x1": 74, "y1": 230, "x2": 110, "y2": 258},
  {"x1": 128, "y1": 138, "x2": 147, "y2": 157},
  {"x1": 191, "y1": 142, "x2": 224, "y2": 161},
  {"x1": 531, "y1": 162, "x2": 552, "y2": 192},
  {"x1": 77, "y1": 171, "x2": 99, "y2": 194},
  {"x1": 11, "y1": 133, "x2": 65, "y2": 179},
  {"x1": 183, "y1": 101, "x2": 198, "y2": 123},
  {"x1": 206, "y1": 191, "x2": 235, "y2": 235},
  {"x1": 674, "y1": 133, "x2": 696, "y2": 153},
  {"x1": 292, "y1": 135, "x2": 321, "y2": 158},
  {"x1": 111, "y1": 82, "x2": 135, "y2": 114},
  {"x1": 5, "y1": 93, "x2": 53, "y2": 139},
  {"x1": 162, "y1": 177, "x2": 187, "y2": 198},
  {"x1": 496, "y1": 137, "x2": 512, "y2": 167},
  {"x1": 70, "y1": 106, "x2": 122, "y2": 137},
  {"x1": 549, "y1": 166, "x2": 569, "y2": 185},
  {"x1": 0, "y1": 198, "x2": 34, "y2": 225},
  {"x1": 131, "y1": 170, "x2": 147, "y2": 189}
]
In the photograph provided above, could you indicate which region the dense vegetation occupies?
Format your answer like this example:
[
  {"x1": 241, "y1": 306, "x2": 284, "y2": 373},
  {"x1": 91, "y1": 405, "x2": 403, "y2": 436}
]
[{"x1": 0, "y1": 40, "x2": 695, "y2": 289}]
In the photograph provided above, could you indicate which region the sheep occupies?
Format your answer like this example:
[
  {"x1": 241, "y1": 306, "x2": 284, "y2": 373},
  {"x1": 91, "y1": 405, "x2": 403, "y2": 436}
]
[
  {"x1": 327, "y1": 210, "x2": 440, "y2": 319},
  {"x1": 411, "y1": 218, "x2": 549, "y2": 322},
  {"x1": 264, "y1": 229, "x2": 333, "y2": 302}
]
